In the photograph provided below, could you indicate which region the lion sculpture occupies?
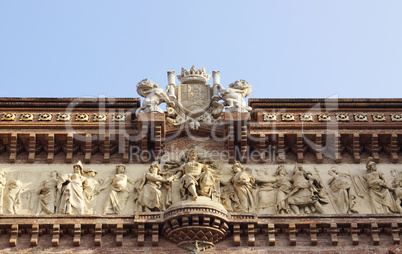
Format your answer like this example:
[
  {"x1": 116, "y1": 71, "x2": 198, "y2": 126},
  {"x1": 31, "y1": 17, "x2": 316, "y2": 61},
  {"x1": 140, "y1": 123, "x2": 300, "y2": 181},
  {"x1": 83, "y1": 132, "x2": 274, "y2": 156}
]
[
  {"x1": 135, "y1": 79, "x2": 175, "y2": 116},
  {"x1": 217, "y1": 79, "x2": 252, "y2": 112}
]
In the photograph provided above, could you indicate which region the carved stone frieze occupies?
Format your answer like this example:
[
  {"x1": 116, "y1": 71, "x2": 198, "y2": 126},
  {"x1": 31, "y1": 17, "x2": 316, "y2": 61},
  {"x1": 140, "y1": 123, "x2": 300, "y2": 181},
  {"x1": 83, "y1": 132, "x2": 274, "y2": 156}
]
[{"x1": 0, "y1": 152, "x2": 401, "y2": 216}]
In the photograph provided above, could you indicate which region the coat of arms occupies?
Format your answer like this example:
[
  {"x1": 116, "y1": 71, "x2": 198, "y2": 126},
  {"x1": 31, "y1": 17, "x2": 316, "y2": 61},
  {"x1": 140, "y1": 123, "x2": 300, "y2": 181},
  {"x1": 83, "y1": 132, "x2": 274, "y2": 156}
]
[{"x1": 135, "y1": 66, "x2": 252, "y2": 129}]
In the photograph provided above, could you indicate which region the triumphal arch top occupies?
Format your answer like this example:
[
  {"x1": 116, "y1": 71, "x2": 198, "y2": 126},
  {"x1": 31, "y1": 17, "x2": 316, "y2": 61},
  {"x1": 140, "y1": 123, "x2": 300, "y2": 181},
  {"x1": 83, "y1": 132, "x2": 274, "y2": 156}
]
[{"x1": 0, "y1": 66, "x2": 401, "y2": 253}]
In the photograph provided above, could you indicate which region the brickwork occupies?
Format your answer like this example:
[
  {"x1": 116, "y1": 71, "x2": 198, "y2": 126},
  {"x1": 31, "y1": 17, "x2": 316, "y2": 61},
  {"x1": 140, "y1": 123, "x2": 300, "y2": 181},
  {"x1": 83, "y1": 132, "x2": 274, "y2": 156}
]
[{"x1": 0, "y1": 97, "x2": 401, "y2": 253}]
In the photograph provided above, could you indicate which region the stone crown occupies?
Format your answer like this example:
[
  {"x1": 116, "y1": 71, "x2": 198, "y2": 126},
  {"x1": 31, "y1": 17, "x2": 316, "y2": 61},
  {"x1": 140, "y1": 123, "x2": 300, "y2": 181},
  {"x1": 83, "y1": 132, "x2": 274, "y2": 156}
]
[{"x1": 177, "y1": 65, "x2": 210, "y2": 84}]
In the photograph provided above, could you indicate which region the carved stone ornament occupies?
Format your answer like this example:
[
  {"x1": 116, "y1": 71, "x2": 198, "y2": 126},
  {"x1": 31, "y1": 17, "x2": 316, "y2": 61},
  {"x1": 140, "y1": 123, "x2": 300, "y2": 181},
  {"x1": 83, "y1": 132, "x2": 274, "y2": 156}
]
[
  {"x1": 112, "y1": 113, "x2": 126, "y2": 122},
  {"x1": 335, "y1": 113, "x2": 350, "y2": 122},
  {"x1": 137, "y1": 66, "x2": 252, "y2": 129},
  {"x1": 75, "y1": 113, "x2": 89, "y2": 122},
  {"x1": 263, "y1": 113, "x2": 276, "y2": 121},
  {"x1": 135, "y1": 79, "x2": 175, "y2": 116},
  {"x1": 93, "y1": 113, "x2": 107, "y2": 122},
  {"x1": 20, "y1": 113, "x2": 34, "y2": 121},
  {"x1": 38, "y1": 113, "x2": 52, "y2": 121},
  {"x1": 56, "y1": 113, "x2": 71, "y2": 121},
  {"x1": 372, "y1": 113, "x2": 386, "y2": 122},
  {"x1": 299, "y1": 113, "x2": 313, "y2": 122},
  {"x1": 390, "y1": 114, "x2": 402, "y2": 122},
  {"x1": 354, "y1": 113, "x2": 368, "y2": 122},
  {"x1": 165, "y1": 66, "x2": 224, "y2": 129},
  {"x1": 317, "y1": 113, "x2": 331, "y2": 122},
  {"x1": 1, "y1": 113, "x2": 16, "y2": 121},
  {"x1": 281, "y1": 113, "x2": 295, "y2": 122}
]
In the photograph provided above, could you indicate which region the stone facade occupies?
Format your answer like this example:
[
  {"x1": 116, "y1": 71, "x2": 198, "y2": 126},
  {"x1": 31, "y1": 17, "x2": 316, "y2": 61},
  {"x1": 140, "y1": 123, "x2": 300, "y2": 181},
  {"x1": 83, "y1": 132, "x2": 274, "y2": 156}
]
[{"x1": 0, "y1": 67, "x2": 401, "y2": 253}]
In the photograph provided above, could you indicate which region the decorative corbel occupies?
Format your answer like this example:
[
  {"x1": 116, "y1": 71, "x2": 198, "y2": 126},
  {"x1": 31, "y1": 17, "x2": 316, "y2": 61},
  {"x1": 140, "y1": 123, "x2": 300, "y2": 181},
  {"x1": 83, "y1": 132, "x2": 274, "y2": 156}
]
[
  {"x1": 288, "y1": 223, "x2": 297, "y2": 246},
  {"x1": 330, "y1": 223, "x2": 339, "y2": 246},
  {"x1": 94, "y1": 223, "x2": 102, "y2": 246},
  {"x1": 267, "y1": 223, "x2": 275, "y2": 246},
  {"x1": 73, "y1": 224, "x2": 81, "y2": 246},
  {"x1": 30, "y1": 224, "x2": 39, "y2": 246},
  {"x1": 233, "y1": 224, "x2": 241, "y2": 246},
  {"x1": 9, "y1": 224, "x2": 18, "y2": 247},
  {"x1": 247, "y1": 223, "x2": 255, "y2": 246},
  {"x1": 52, "y1": 224, "x2": 60, "y2": 246}
]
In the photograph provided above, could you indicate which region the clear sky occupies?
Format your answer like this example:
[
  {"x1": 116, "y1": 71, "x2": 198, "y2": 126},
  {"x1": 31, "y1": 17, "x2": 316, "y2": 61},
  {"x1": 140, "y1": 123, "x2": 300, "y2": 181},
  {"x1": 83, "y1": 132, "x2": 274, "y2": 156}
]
[{"x1": 1, "y1": 1, "x2": 401, "y2": 99}]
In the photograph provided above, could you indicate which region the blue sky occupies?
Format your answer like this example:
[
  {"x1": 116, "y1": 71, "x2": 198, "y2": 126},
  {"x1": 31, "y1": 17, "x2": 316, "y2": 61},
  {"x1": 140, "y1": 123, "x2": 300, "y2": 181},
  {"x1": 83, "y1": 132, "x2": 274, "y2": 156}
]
[{"x1": 1, "y1": 1, "x2": 401, "y2": 99}]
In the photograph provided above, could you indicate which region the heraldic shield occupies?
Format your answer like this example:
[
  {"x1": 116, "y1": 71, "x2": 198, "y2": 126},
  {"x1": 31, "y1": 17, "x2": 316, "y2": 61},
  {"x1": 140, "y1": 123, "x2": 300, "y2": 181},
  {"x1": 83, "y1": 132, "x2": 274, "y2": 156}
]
[{"x1": 177, "y1": 83, "x2": 211, "y2": 118}]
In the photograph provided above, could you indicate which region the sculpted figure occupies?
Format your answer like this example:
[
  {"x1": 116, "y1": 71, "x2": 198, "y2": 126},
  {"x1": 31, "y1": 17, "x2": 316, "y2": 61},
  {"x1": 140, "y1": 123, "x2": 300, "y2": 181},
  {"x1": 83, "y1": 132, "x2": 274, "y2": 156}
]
[
  {"x1": 5, "y1": 174, "x2": 23, "y2": 214},
  {"x1": 135, "y1": 79, "x2": 175, "y2": 116},
  {"x1": 37, "y1": 171, "x2": 58, "y2": 214},
  {"x1": 254, "y1": 170, "x2": 277, "y2": 214},
  {"x1": 220, "y1": 184, "x2": 240, "y2": 212},
  {"x1": 363, "y1": 162, "x2": 401, "y2": 214},
  {"x1": 0, "y1": 169, "x2": 6, "y2": 214},
  {"x1": 57, "y1": 161, "x2": 86, "y2": 214},
  {"x1": 136, "y1": 162, "x2": 169, "y2": 212},
  {"x1": 100, "y1": 165, "x2": 133, "y2": 214},
  {"x1": 216, "y1": 80, "x2": 252, "y2": 112},
  {"x1": 328, "y1": 167, "x2": 357, "y2": 214},
  {"x1": 83, "y1": 169, "x2": 101, "y2": 214},
  {"x1": 287, "y1": 165, "x2": 329, "y2": 214},
  {"x1": 197, "y1": 165, "x2": 219, "y2": 198},
  {"x1": 391, "y1": 169, "x2": 402, "y2": 207},
  {"x1": 230, "y1": 161, "x2": 255, "y2": 212},
  {"x1": 274, "y1": 165, "x2": 292, "y2": 214},
  {"x1": 170, "y1": 149, "x2": 218, "y2": 201}
]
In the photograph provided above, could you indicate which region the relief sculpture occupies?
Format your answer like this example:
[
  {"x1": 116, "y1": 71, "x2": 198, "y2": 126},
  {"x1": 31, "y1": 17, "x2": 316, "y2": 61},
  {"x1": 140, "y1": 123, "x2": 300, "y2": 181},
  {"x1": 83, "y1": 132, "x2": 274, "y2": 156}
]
[
  {"x1": 83, "y1": 169, "x2": 102, "y2": 215},
  {"x1": 0, "y1": 169, "x2": 6, "y2": 214},
  {"x1": 230, "y1": 161, "x2": 255, "y2": 212},
  {"x1": 287, "y1": 165, "x2": 329, "y2": 214},
  {"x1": 274, "y1": 165, "x2": 292, "y2": 214},
  {"x1": 56, "y1": 161, "x2": 86, "y2": 215},
  {"x1": 100, "y1": 165, "x2": 133, "y2": 214},
  {"x1": 5, "y1": 174, "x2": 23, "y2": 214},
  {"x1": 392, "y1": 168, "x2": 402, "y2": 208},
  {"x1": 164, "y1": 149, "x2": 220, "y2": 202},
  {"x1": 328, "y1": 167, "x2": 357, "y2": 214},
  {"x1": 135, "y1": 162, "x2": 169, "y2": 212},
  {"x1": 37, "y1": 171, "x2": 58, "y2": 214},
  {"x1": 352, "y1": 160, "x2": 402, "y2": 214},
  {"x1": 1, "y1": 154, "x2": 401, "y2": 216}
]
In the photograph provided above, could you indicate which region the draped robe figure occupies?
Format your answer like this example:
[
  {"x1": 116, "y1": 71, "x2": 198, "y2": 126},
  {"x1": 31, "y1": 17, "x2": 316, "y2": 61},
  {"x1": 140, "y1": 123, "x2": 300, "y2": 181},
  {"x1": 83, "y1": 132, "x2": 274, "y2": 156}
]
[
  {"x1": 83, "y1": 169, "x2": 100, "y2": 215},
  {"x1": 0, "y1": 170, "x2": 6, "y2": 214},
  {"x1": 57, "y1": 162, "x2": 86, "y2": 215},
  {"x1": 173, "y1": 150, "x2": 218, "y2": 201},
  {"x1": 101, "y1": 165, "x2": 132, "y2": 214},
  {"x1": 137, "y1": 163, "x2": 169, "y2": 212},
  {"x1": 363, "y1": 162, "x2": 401, "y2": 214},
  {"x1": 5, "y1": 179, "x2": 23, "y2": 214},
  {"x1": 287, "y1": 165, "x2": 328, "y2": 214},
  {"x1": 38, "y1": 171, "x2": 58, "y2": 214},
  {"x1": 230, "y1": 161, "x2": 255, "y2": 212}
]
